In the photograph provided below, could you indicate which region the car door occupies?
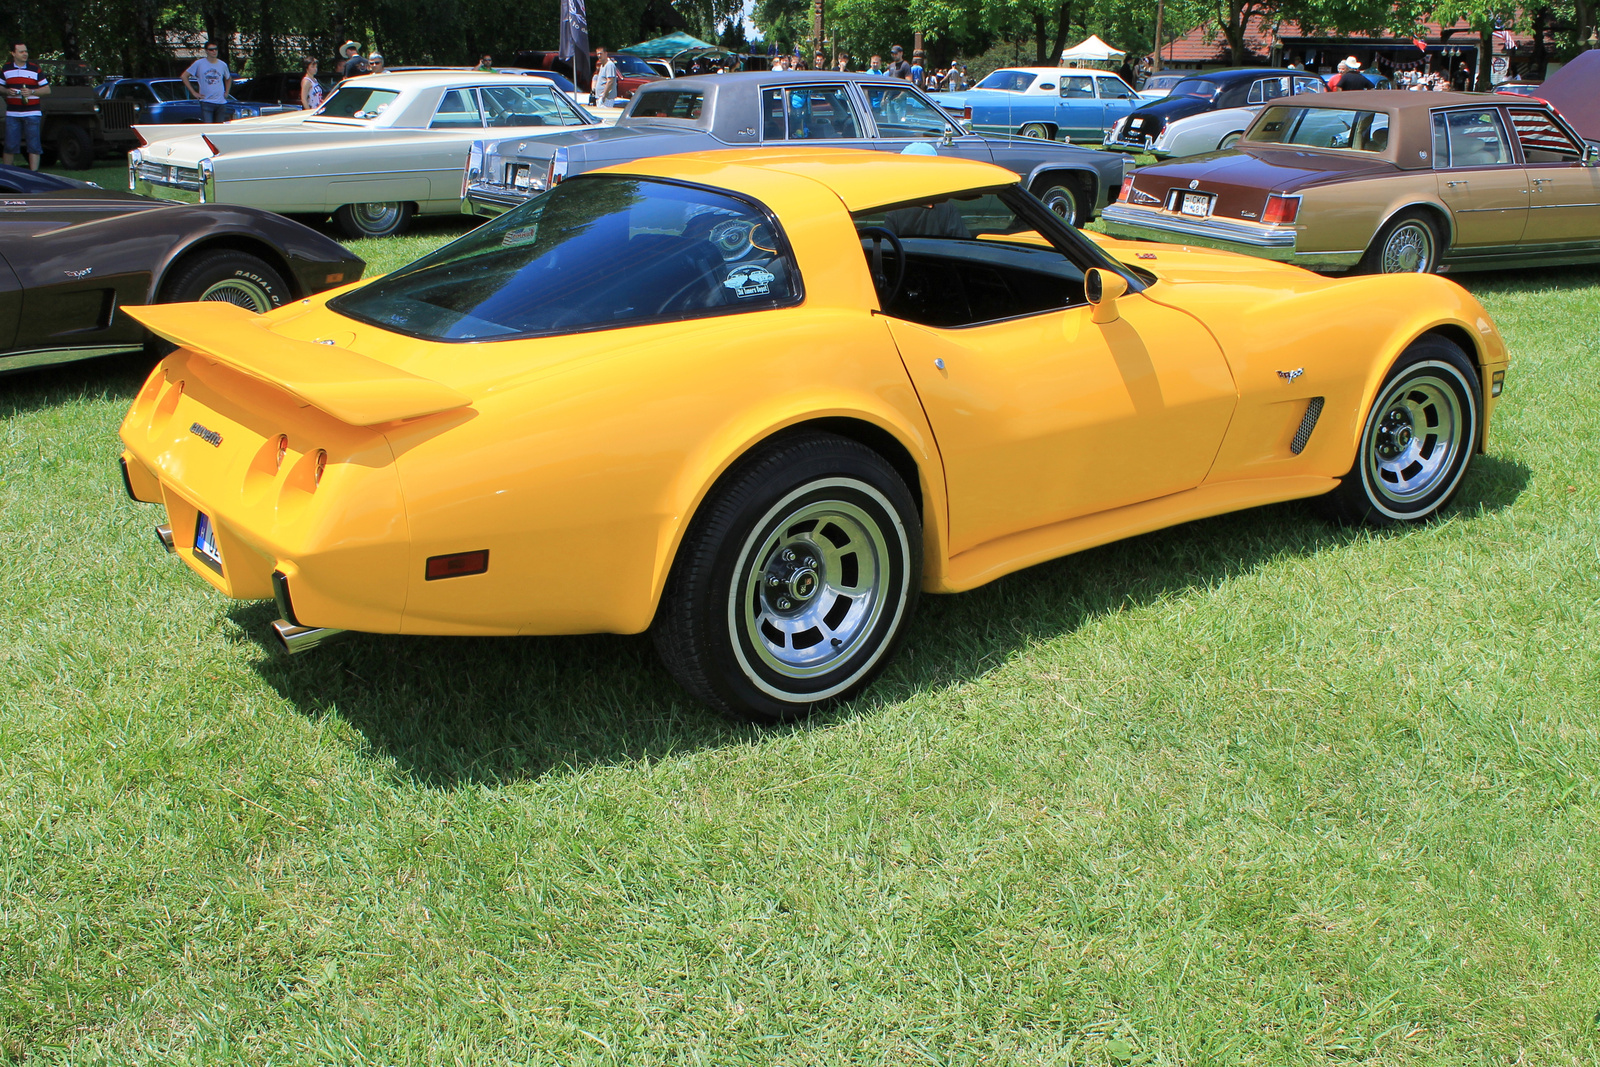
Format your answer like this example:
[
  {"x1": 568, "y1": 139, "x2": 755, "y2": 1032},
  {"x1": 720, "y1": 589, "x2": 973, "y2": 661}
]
[
  {"x1": 1506, "y1": 106, "x2": 1600, "y2": 244},
  {"x1": 857, "y1": 191, "x2": 1236, "y2": 553},
  {"x1": 1053, "y1": 75, "x2": 1100, "y2": 141},
  {"x1": 1095, "y1": 75, "x2": 1138, "y2": 136},
  {"x1": 858, "y1": 82, "x2": 993, "y2": 161},
  {"x1": 1432, "y1": 106, "x2": 1528, "y2": 248},
  {"x1": 0, "y1": 249, "x2": 19, "y2": 353}
]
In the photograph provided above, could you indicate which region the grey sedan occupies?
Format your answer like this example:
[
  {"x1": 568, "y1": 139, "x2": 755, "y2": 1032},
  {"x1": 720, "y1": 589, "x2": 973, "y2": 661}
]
[{"x1": 463, "y1": 71, "x2": 1125, "y2": 226}]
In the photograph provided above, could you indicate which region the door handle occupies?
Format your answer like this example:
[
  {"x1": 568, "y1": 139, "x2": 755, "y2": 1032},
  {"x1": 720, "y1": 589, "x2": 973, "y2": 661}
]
[{"x1": 1445, "y1": 180, "x2": 1469, "y2": 187}]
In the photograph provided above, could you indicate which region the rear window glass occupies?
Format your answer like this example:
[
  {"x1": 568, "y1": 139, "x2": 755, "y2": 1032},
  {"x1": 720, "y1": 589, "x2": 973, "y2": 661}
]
[
  {"x1": 1170, "y1": 79, "x2": 1219, "y2": 97},
  {"x1": 329, "y1": 177, "x2": 800, "y2": 341},
  {"x1": 630, "y1": 89, "x2": 704, "y2": 119},
  {"x1": 318, "y1": 86, "x2": 400, "y2": 120},
  {"x1": 975, "y1": 70, "x2": 1038, "y2": 92},
  {"x1": 1249, "y1": 106, "x2": 1390, "y2": 151}
]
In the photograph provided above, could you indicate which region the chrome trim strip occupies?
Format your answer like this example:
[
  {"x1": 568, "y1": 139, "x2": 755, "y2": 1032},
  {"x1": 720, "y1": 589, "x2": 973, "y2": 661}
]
[
  {"x1": 270, "y1": 620, "x2": 349, "y2": 655},
  {"x1": 1, "y1": 344, "x2": 143, "y2": 371}
]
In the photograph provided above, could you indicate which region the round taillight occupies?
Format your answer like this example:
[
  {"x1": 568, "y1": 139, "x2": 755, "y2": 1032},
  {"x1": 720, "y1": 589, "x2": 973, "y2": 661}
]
[
  {"x1": 313, "y1": 449, "x2": 327, "y2": 485},
  {"x1": 274, "y1": 435, "x2": 288, "y2": 471}
]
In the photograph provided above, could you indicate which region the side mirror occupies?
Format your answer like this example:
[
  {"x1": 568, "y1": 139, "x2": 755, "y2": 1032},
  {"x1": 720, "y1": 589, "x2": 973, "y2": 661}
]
[
  {"x1": 1585, "y1": 143, "x2": 1599, "y2": 167},
  {"x1": 1086, "y1": 268, "x2": 1128, "y2": 324}
]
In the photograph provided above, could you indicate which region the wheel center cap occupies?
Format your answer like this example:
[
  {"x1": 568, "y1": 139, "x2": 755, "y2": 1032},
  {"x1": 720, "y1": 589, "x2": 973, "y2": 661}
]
[{"x1": 789, "y1": 568, "x2": 819, "y2": 602}]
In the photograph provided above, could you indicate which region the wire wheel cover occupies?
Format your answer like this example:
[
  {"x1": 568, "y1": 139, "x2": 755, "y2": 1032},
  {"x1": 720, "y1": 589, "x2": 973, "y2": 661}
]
[
  {"x1": 198, "y1": 277, "x2": 273, "y2": 312},
  {"x1": 731, "y1": 490, "x2": 893, "y2": 681},
  {"x1": 351, "y1": 202, "x2": 404, "y2": 232},
  {"x1": 1381, "y1": 221, "x2": 1433, "y2": 273},
  {"x1": 1363, "y1": 373, "x2": 1464, "y2": 503}
]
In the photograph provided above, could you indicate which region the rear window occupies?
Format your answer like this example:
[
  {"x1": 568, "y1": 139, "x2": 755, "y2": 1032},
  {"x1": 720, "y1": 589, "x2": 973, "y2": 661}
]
[
  {"x1": 630, "y1": 88, "x2": 705, "y2": 119},
  {"x1": 329, "y1": 176, "x2": 800, "y2": 341},
  {"x1": 975, "y1": 70, "x2": 1038, "y2": 93},
  {"x1": 1249, "y1": 106, "x2": 1391, "y2": 152},
  {"x1": 318, "y1": 86, "x2": 400, "y2": 120},
  {"x1": 1170, "y1": 79, "x2": 1219, "y2": 97}
]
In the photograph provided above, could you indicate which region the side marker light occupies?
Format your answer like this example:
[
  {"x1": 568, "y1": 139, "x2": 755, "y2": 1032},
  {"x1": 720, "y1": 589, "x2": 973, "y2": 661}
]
[
  {"x1": 426, "y1": 550, "x2": 490, "y2": 581},
  {"x1": 1491, "y1": 371, "x2": 1505, "y2": 397}
]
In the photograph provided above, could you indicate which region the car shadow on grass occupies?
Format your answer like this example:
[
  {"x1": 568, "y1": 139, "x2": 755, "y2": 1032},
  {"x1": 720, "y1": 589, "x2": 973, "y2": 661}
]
[
  {"x1": 0, "y1": 353, "x2": 152, "y2": 419},
  {"x1": 242, "y1": 454, "x2": 1530, "y2": 789}
]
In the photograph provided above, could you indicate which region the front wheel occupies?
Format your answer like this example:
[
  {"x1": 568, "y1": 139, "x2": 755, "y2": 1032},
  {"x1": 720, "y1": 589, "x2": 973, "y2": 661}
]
[
  {"x1": 162, "y1": 250, "x2": 290, "y2": 312},
  {"x1": 55, "y1": 124, "x2": 95, "y2": 169},
  {"x1": 1359, "y1": 210, "x2": 1441, "y2": 274},
  {"x1": 1034, "y1": 182, "x2": 1082, "y2": 227},
  {"x1": 1323, "y1": 336, "x2": 1479, "y2": 526},
  {"x1": 333, "y1": 201, "x2": 414, "y2": 238},
  {"x1": 652, "y1": 433, "x2": 921, "y2": 722}
]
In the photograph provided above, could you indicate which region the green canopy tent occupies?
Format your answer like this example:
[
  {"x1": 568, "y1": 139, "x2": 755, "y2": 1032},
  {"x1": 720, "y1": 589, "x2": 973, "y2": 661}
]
[{"x1": 618, "y1": 32, "x2": 715, "y2": 59}]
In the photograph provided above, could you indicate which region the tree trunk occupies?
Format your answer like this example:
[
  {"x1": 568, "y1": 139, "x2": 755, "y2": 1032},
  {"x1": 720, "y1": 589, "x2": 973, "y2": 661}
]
[
  {"x1": 1051, "y1": 1, "x2": 1073, "y2": 64},
  {"x1": 1034, "y1": 13, "x2": 1048, "y2": 65},
  {"x1": 1477, "y1": 25, "x2": 1492, "y2": 90}
]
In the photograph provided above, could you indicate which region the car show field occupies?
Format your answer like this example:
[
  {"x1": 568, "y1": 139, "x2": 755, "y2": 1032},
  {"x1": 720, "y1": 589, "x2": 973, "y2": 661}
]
[{"x1": 2, "y1": 131, "x2": 1598, "y2": 1064}]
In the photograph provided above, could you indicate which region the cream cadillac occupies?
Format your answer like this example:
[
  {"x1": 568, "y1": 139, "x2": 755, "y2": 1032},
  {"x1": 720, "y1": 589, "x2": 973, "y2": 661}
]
[{"x1": 131, "y1": 71, "x2": 600, "y2": 237}]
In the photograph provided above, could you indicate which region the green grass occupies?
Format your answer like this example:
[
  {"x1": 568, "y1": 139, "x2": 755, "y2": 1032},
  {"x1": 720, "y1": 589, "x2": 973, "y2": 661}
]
[{"x1": 4, "y1": 199, "x2": 1600, "y2": 1063}]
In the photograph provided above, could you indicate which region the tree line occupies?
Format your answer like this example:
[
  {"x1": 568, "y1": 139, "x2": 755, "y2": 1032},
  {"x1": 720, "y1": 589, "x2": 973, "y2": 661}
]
[{"x1": 3, "y1": 0, "x2": 1591, "y2": 80}]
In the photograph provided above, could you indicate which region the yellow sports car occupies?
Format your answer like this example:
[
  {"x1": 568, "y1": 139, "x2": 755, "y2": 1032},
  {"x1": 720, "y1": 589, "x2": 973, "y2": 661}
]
[{"x1": 118, "y1": 149, "x2": 1509, "y2": 721}]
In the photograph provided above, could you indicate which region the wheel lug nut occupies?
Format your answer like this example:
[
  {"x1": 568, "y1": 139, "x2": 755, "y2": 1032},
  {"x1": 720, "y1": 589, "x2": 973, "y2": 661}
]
[
  {"x1": 804, "y1": 557, "x2": 818, "y2": 568},
  {"x1": 777, "y1": 597, "x2": 792, "y2": 610},
  {"x1": 781, "y1": 548, "x2": 796, "y2": 562},
  {"x1": 766, "y1": 574, "x2": 780, "y2": 587}
]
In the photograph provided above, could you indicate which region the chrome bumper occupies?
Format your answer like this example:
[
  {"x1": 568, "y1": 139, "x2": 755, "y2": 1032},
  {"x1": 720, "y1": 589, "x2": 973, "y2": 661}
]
[
  {"x1": 462, "y1": 182, "x2": 531, "y2": 218},
  {"x1": 1099, "y1": 203, "x2": 1364, "y2": 269},
  {"x1": 1102, "y1": 135, "x2": 1154, "y2": 154},
  {"x1": 130, "y1": 155, "x2": 212, "y2": 204}
]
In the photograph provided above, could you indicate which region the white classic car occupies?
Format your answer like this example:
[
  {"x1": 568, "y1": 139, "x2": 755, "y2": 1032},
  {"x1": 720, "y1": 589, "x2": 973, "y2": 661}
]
[
  {"x1": 1147, "y1": 104, "x2": 1262, "y2": 158},
  {"x1": 131, "y1": 71, "x2": 601, "y2": 236}
]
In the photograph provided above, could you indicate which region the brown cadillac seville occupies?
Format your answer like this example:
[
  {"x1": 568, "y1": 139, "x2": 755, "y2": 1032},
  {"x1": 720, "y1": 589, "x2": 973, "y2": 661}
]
[{"x1": 1100, "y1": 91, "x2": 1600, "y2": 274}]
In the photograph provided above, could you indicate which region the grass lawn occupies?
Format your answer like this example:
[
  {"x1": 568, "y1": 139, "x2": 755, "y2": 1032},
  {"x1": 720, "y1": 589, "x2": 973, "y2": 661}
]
[{"x1": 3, "y1": 169, "x2": 1599, "y2": 1064}]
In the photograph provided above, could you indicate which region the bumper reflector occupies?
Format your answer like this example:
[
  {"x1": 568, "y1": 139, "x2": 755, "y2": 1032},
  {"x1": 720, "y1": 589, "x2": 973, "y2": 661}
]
[
  {"x1": 426, "y1": 550, "x2": 489, "y2": 581},
  {"x1": 1491, "y1": 370, "x2": 1505, "y2": 397}
]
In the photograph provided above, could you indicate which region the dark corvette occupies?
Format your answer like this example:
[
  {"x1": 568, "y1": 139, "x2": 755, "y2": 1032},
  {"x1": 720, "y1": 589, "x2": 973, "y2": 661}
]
[
  {"x1": 1104, "y1": 68, "x2": 1325, "y2": 153},
  {"x1": 0, "y1": 166, "x2": 363, "y2": 373}
]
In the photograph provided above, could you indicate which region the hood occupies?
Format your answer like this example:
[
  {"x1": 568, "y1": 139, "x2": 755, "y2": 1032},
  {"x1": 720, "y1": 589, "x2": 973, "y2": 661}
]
[
  {"x1": 0, "y1": 189, "x2": 167, "y2": 237},
  {"x1": 1539, "y1": 49, "x2": 1600, "y2": 142},
  {"x1": 1125, "y1": 146, "x2": 1395, "y2": 220}
]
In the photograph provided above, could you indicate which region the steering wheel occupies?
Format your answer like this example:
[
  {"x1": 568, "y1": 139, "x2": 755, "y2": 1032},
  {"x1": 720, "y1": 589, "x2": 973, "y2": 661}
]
[{"x1": 856, "y1": 226, "x2": 906, "y2": 310}]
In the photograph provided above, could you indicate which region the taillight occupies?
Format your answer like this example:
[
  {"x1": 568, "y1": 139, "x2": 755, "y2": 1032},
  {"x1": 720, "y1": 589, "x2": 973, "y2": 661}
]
[
  {"x1": 1119, "y1": 175, "x2": 1134, "y2": 202},
  {"x1": 962, "y1": 106, "x2": 972, "y2": 120},
  {"x1": 313, "y1": 449, "x2": 327, "y2": 485},
  {"x1": 202, "y1": 135, "x2": 220, "y2": 155},
  {"x1": 544, "y1": 146, "x2": 569, "y2": 188},
  {"x1": 1262, "y1": 194, "x2": 1300, "y2": 225},
  {"x1": 274, "y1": 435, "x2": 288, "y2": 471},
  {"x1": 135, "y1": 129, "x2": 148, "y2": 147}
]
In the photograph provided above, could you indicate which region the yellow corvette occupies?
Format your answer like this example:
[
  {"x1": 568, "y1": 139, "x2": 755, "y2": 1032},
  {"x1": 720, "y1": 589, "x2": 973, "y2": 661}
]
[{"x1": 118, "y1": 149, "x2": 1508, "y2": 720}]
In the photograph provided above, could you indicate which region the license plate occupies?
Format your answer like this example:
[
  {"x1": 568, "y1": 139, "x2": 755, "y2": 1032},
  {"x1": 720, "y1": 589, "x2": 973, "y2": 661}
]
[
  {"x1": 194, "y1": 511, "x2": 223, "y2": 572},
  {"x1": 507, "y1": 163, "x2": 532, "y2": 190},
  {"x1": 1179, "y1": 191, "x2": 1213, "y2": 217}
]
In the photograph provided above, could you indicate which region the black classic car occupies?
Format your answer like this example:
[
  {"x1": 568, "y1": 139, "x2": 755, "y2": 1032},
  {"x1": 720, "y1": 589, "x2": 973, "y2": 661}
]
[
  {"x1": 0, "y1": 165, "x2": 362, "y2": 373},
  {"x1": 463, "y1": 71, "x2": 1127, "y2": 226},
  {"x1": 1103, "y1": 68, "x2": 1325, "y2": 153}
]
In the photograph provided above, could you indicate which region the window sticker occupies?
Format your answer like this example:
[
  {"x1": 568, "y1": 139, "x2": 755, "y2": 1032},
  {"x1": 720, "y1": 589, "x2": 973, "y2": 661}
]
[{"x1": 724, "y1": 265, "x2": 775, "y2": 298}]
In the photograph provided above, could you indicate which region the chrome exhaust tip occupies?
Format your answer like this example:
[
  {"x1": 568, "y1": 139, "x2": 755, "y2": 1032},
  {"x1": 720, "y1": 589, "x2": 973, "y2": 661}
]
[
  {"x1": 155, "y1": 523, "x2": 175, "y2": 552},
  {"x1": 270, "y1": 619, "x2": 349, "y2": 655}
]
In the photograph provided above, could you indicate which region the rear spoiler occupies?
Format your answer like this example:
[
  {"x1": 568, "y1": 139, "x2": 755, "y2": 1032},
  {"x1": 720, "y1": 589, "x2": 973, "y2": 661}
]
[{"x1": 128, "y1": 303, "x2": 471, "y2": 426}]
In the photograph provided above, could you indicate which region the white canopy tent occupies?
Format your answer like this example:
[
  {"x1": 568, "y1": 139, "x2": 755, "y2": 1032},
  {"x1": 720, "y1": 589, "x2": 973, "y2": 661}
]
[{"x1": 1059, "y1": 35, "x2": 1126, "y2": 62}]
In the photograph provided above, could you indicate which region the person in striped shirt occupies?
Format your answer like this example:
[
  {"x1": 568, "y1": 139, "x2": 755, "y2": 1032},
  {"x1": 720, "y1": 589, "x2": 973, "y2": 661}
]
[{"x1": 3, "y1": 40, "x2": 50, "y2": 171}]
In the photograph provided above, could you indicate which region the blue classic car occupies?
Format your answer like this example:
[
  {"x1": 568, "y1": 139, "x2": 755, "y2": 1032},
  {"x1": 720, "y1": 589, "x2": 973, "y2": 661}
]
[
  {"x1": 936, "y1": 67, "x2": 1140, "y2": 143},
  {"x1": 96, "y1": 78, "x2": 265, "y2": 123}
]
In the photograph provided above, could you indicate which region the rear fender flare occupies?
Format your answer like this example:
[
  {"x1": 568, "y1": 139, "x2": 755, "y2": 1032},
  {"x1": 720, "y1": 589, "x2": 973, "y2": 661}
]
[
  {"x1": 1024, "y1": 165, "x2": 1097, "y2": 210},
  {"x1": 1371, "y1": 199, "x2": 1456, "y2": 252}
]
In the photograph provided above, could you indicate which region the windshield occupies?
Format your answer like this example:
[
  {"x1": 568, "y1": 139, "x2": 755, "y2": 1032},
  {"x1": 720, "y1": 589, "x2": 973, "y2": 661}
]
[
  {"x1": 1249, "y1": 105, "x2": 1391, "y2": 152},
  {"x1": 151, "y1": 81, "x2": 190, "y2": 102},
  {"x1": 975, "y1": 70, "x2": 1038, "y2": 93},
  {"x1": 1170, "y1": 79, "x2": 1219, "y2": 98},
  {"x1": 612, "y1": 55, "x2": 656, "y2": 76},
  {"x1": 329, "y1": 176, "x2": 799, "y2": 341},
  {"x1": 317, "y1": 86, "x2": 401, "y2": 120}
]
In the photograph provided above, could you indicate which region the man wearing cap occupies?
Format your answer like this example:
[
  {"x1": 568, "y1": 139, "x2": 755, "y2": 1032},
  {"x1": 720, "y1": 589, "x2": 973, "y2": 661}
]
[
  {"x1": 888, "y1": 45, "x2": 912, "y2": 80},
  {"x1": 339, "y1": 42, "x2": 367, "y2": 81},
  {"x1": 1330, "y1": 57, "x2": 1370, "y2": 90}
]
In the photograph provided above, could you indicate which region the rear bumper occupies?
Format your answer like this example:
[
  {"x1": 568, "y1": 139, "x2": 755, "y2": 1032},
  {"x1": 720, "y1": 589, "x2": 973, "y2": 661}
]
[
  {"x1": 463, "y1": 182, "x2": 528, "y2": 218},
  {"x1": 1099, "y1": 202, "x2": 1363, "y2": 269},
  {"x1": 130, "y1": 152, "x2": 212, "y2": 203}
]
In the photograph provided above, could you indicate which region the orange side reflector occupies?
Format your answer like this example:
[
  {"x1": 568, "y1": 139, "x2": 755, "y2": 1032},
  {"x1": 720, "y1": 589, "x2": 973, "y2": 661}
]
[{"x1": 425, "y1": 550, "x2": 489, "y2": 581}]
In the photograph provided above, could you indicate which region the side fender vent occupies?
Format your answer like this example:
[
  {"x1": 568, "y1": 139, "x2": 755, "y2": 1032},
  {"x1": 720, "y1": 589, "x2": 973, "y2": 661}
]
[{"x1": 1291, "y1": 396, "x2": 1325, "y2": 455}]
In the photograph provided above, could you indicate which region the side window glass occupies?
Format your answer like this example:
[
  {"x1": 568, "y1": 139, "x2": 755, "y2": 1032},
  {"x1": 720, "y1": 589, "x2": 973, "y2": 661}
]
[
  {"x1": 479, "y1": 84, "x2": 584, "y2": 127},
  {"x1": 1431, "y1": 112, "x2": 1450, "y2": 167},
  {"x1": 1442, "y1": 109, "x2": 1511, "y2": 167},
  {"x1": 1294, "y1": 77, "x2": 1324, "y2": 94},
  {"x1": 1099, "y1": 77, "x2": 1133, "y2": 99},
  {"x1": 864, "y1": 85, "x2": 951, "y2": 138},
  {"x1": 1248, "y1": 78, "x2": 1289, "y2": 104},
  {"x1": 430, "y1": 88, "x2": 483, "y2": 129},
  {"x1": 764, "y1": 85, "x2": 862, "y2": 140},
  {"x1": 851, "y1": 191, "x2": 1088, "y2": 327},
  {"x1": 1508, "y1": 108, "x2": 1582, "y2": 163},
  {"x1": 1060, "y1": 76, "x2": 1095, "y2": 99}
]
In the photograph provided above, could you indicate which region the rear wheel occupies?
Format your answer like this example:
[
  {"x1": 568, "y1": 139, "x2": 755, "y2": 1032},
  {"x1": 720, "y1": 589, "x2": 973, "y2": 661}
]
[
  {"x1": 652, "y1": 433, "x2": 921, "y2": 722},
  {"x1": 1359, "y1": 210, "x2": 1441, "y2": 274},
  {"x1": 1019, "y1": 122, "x2": 1052, "y2": 139},
  {"x1": 1323, "y1": 336, "x2": 1479, "y2": 525},
  {"x1": 1034, "y1": 182, "x2": 1082, "y2": 226},
  {"x1": 1217, "y1": 131, "x2": 1243, "y2": 150},
  {"x1": 333, "y1": 201, "x2": 414, "y2": 238}
]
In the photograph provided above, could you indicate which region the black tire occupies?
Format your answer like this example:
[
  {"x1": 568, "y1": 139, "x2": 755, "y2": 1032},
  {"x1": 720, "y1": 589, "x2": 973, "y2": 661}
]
[
  {"x1": 652, "y1": 433, "x2": 922, "y2": 723},
  {"x1": 54, "y1": 124, "x2": 94, "y2": 169},
  {"x1": 1019, "y1": 122, "x2": 1052, "y2": 139},
  {"x1": 1322, "y1": 336, "x2": 1479, "y2": 526},
  {"x1": 333, "y1": 201, "x2": 414, "y2": 238},
  {"x1": 1034, "y1": 182, "x2": 1082, "y2": 226},
  {"x1": 161, "y1": 250, "x2": 291, "y2": 312},
  {"x1": 1358, "y1": 209, "x2": 1442, "y2": 274}
]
